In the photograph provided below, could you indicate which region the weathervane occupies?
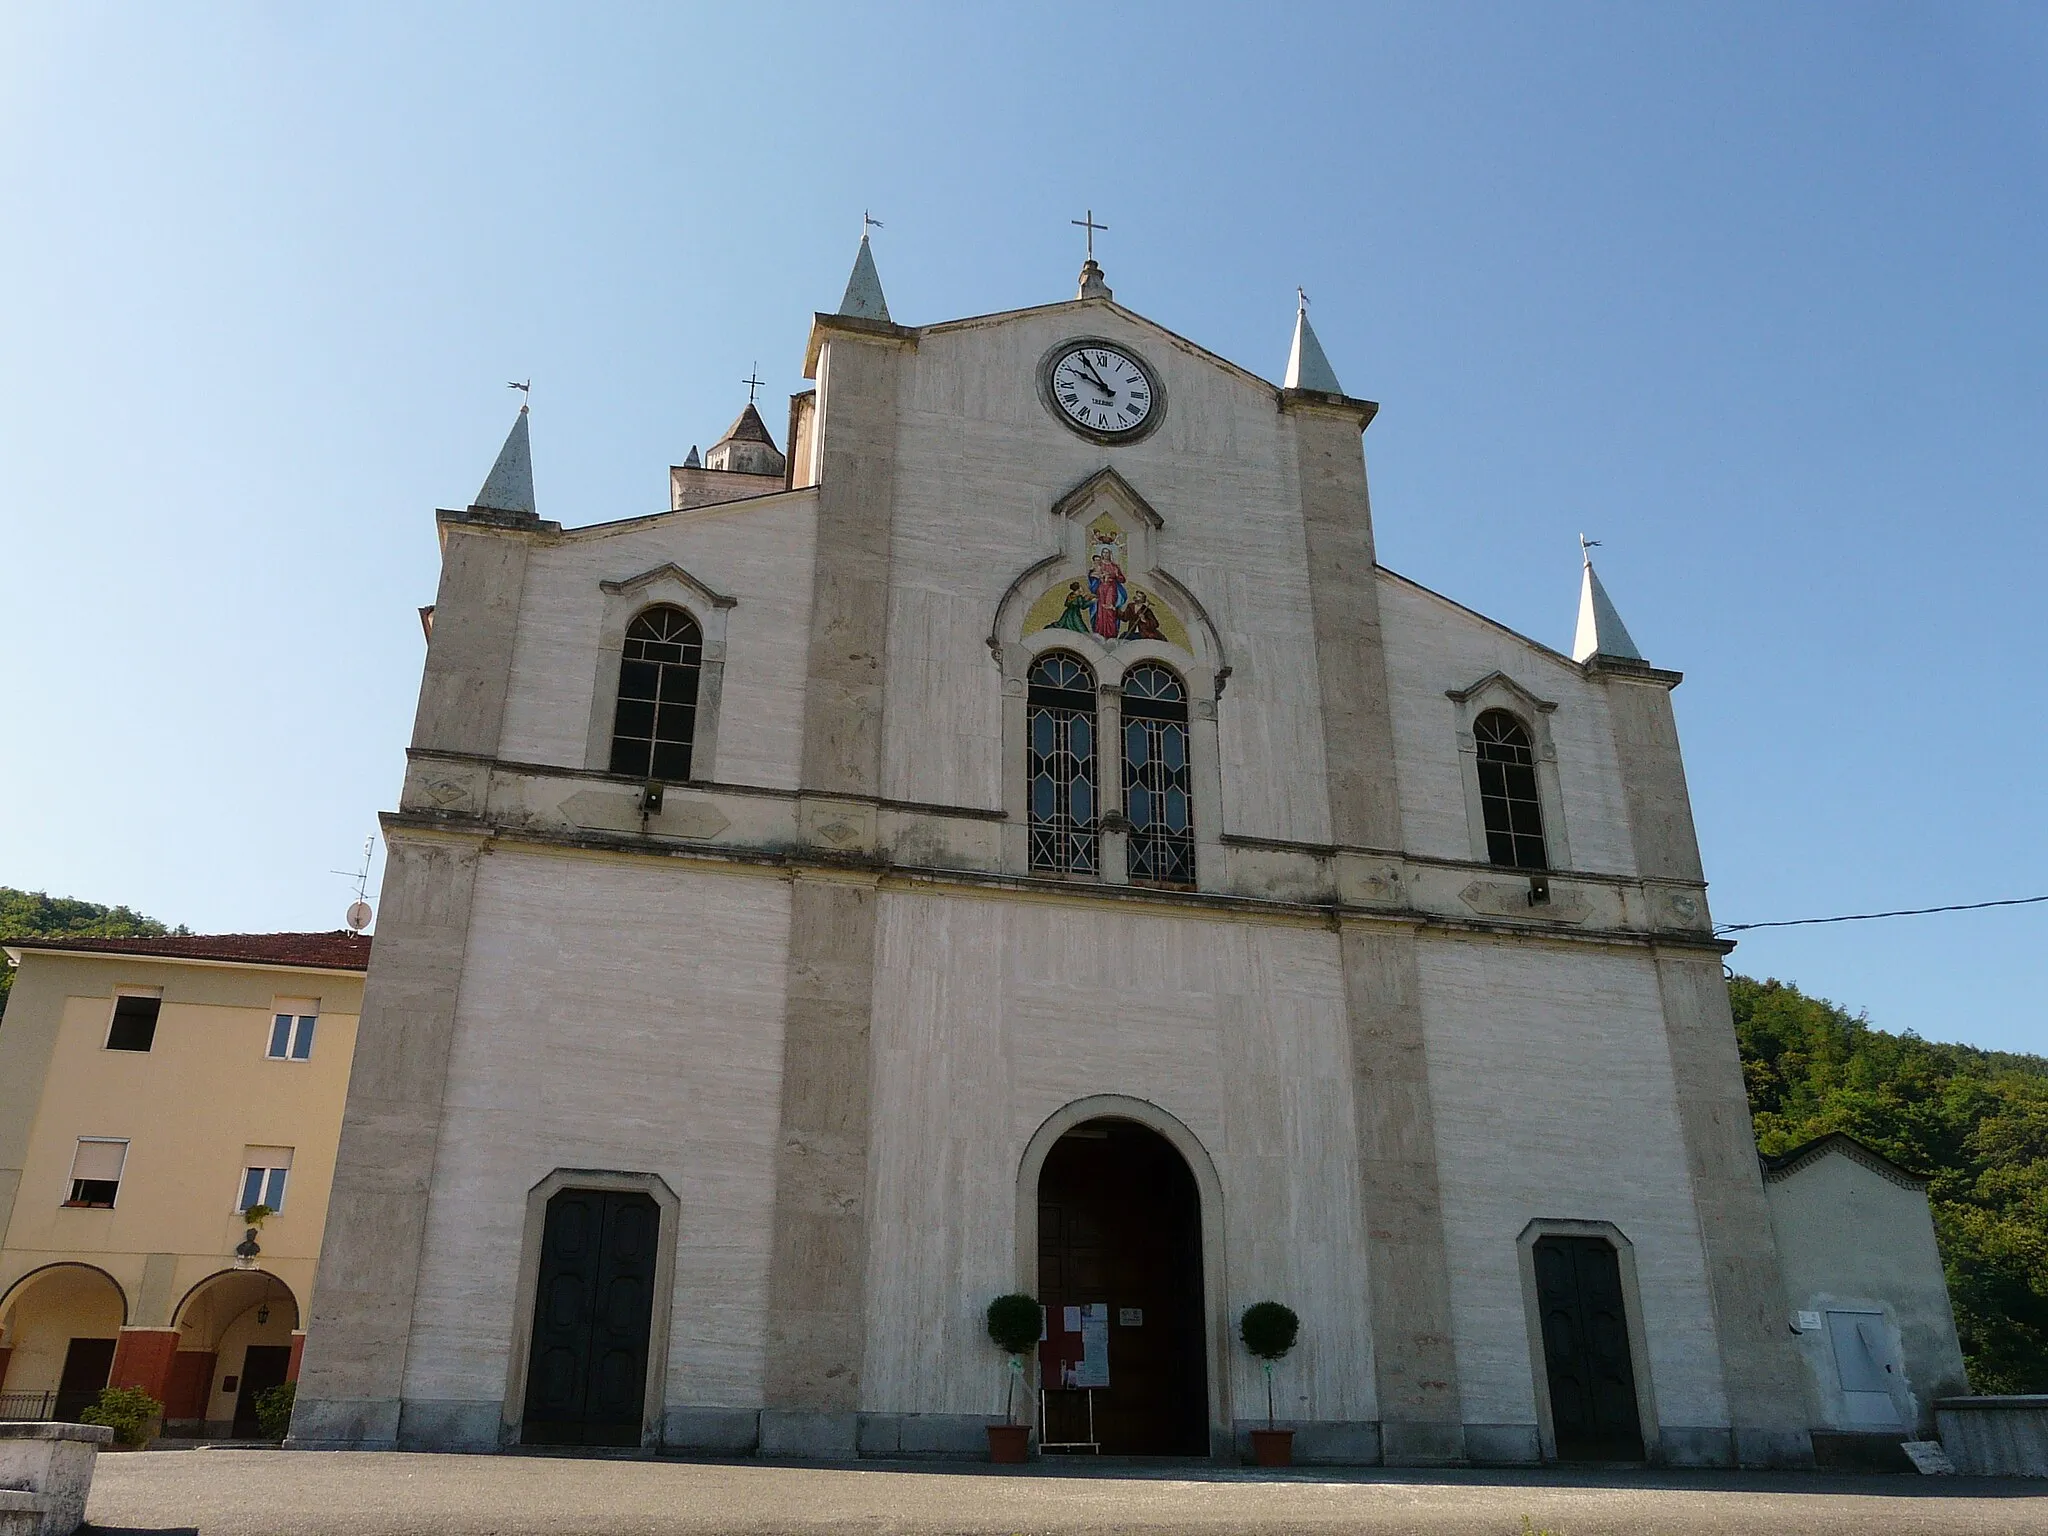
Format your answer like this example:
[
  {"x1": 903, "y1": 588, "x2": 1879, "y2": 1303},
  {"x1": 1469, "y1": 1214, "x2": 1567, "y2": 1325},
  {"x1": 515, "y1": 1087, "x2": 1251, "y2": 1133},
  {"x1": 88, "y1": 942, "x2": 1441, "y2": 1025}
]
[
  {"x1": 742, "y1": 364, "x2": 765, "y2": 405},
  {"x1": 1071, "y1": 208, "x2": 1108, "y2": 261},
  {"x1": 508, "y1": 379, "x2": 530, "y2": 406},
  {"x1": 1580, "y1": 534, "x2": 1602, "y2": 564},
  {"x1": 1297, "y1": 286, "x2": 1310, "y2": 313},
  {"x1": 863, "y1": 210, "x2": 884, "y2": 237}
]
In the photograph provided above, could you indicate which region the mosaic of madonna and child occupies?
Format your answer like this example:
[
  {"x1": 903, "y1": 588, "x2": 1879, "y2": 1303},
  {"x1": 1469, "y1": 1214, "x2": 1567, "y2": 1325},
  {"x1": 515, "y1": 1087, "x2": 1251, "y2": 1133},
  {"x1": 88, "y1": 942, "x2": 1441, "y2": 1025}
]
[{"x1": 1022, "y1": 519, "x2": 1191, "y2": 649}]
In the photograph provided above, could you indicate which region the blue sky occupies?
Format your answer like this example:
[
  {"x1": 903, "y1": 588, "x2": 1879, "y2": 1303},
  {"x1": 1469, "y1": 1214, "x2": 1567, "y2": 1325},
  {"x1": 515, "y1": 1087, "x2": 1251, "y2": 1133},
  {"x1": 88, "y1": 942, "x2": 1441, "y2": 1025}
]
[{"x1": 2, "y1": 4, "x2": 2042, "y2": 1054}]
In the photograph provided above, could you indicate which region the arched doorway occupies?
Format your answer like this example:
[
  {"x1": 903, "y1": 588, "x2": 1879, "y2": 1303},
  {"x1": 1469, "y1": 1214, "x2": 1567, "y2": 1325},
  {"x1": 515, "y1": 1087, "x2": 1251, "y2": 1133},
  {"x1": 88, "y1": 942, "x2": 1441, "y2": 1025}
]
[
  {"x1": 170, "y1": 1271, "x2": 300, "y2": 1437},
  {"x1": 1036, "y1": 1117, "x2": 1208, "y2": 1454},
  {"x1": 0, "y1": 1263, "x2": 128, "y2": 1421}
]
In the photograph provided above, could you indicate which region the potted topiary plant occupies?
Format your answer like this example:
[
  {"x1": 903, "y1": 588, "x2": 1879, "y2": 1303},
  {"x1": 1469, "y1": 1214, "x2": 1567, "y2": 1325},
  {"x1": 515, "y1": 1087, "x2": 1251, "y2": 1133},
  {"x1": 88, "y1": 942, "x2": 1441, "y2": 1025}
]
[
  {"x1": 984, "y1": 1292, "x2": 1041, "y2": 1464},
  {"x1": 80, "y1": 1385, "x2": 163, "y2": 1451},
  {"x1": 1239, "y1": 1300, "x2": 1300, "y2": 1467}
]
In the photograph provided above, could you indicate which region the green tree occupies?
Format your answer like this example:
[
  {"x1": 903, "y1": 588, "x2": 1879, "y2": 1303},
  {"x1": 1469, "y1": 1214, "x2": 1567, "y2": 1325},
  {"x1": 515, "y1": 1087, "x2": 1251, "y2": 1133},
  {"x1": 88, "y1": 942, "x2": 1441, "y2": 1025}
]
[
  {"x1": 1731, "y1": 974, "x2": 2048, "y2": 1392},
  {"x1": 0, "y1": 887, "x2": 184, "y2": 1021}
]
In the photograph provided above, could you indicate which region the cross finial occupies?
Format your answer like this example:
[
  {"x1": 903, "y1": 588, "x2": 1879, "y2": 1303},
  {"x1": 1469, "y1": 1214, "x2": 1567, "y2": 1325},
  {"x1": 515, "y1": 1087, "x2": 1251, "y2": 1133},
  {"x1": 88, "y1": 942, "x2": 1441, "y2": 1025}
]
[
  {"x1": 742, "y1": 364, "x2": 765, "y2": 405},
  {"x1": 862, "y1": 210, "x2": 883, "y2": 238},
  {"x1": 1071, "y1": 208, "x2": 1108, "y2": 260},
  {"x1": 1580, "y1": 533, "x2": 1602, "y2": 565}
]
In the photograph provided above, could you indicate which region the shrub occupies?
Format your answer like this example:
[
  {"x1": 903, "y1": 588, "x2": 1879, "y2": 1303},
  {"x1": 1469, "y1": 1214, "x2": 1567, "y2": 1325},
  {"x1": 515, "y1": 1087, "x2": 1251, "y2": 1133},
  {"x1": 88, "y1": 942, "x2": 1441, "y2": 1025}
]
[
  {"x1": 985, "y1": 1293, "x2": 1042, "y2": 1355},
  {"x1": 1239, "y1": 1301, "x2": 1300, "y2": 1361},
  {"x1": 79, "y1": 1385, "x2": 162, "y2": 1446},
  {"x1": 254, "y1": 1380, "x2": 297, "y2": 1441}
]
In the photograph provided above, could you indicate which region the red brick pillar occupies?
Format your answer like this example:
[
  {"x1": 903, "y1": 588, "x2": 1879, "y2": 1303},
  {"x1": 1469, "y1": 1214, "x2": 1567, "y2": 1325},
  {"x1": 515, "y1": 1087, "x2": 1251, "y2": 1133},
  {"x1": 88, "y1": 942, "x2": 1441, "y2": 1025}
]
[
  {"x1": 109, "y1": 1328, "x2": 181, "y2": 1402},
  {"x1": 287, "y1": 1331, "x2": 307, "y2": 1384}
]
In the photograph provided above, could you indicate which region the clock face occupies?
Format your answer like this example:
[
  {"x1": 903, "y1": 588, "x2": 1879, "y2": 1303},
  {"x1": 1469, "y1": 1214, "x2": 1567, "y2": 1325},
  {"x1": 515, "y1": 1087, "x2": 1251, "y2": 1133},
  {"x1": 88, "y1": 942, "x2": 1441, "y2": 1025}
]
[{"x1": 1047, "y1": 343, "x2": 1159, "y2": 439}]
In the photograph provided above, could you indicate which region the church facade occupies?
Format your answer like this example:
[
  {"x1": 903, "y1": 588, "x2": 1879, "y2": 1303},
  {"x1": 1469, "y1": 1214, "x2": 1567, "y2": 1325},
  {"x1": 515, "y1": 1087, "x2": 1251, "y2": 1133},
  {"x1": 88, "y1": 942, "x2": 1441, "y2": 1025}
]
[{"x1": 290, "y1": 239, "x2": 1819, "y2": 1466}]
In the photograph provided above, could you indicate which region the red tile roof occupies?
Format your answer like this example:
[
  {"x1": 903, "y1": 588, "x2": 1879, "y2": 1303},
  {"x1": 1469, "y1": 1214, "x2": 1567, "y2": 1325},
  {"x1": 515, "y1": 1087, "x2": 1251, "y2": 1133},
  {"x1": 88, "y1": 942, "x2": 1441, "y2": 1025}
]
[{"x1": 4, "y1": 930, "x2": 372, "y2": 971}]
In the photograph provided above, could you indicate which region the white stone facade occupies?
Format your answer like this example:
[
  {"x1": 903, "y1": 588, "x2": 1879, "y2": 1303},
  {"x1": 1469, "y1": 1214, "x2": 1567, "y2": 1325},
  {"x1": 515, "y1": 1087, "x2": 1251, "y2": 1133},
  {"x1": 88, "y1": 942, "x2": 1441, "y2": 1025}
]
[{"x1": 294, "y1": 266, "x2": 1821, "y2": 1468}]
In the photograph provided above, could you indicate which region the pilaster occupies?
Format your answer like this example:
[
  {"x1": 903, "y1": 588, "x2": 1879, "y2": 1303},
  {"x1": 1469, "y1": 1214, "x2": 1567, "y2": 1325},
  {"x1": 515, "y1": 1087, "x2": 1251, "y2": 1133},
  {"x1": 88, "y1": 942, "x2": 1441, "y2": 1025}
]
[
  {"x1": 1341, "y1": 924, "x2": 1466, "y2": 1465},
  {"x1": 760, "y1": 320, "x2": 909, "y2": 1453},
  {"x1": 409, "y1": 517, "x2": 540, "y2": 762},
  {"x1": 288, "y1": 827, "x2": 487, "y2": 1449}
]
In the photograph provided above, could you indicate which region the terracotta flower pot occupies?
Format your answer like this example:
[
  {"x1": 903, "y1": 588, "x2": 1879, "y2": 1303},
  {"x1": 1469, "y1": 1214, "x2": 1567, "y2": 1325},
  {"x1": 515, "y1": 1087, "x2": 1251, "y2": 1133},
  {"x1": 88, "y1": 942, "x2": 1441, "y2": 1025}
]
[
  {"x1": 1250, "y1": 1427, "x2": 1294, "y2": 1467},
  {"x1": 987, "y1": 1422, "x2": 1032, "y2": 1464}
]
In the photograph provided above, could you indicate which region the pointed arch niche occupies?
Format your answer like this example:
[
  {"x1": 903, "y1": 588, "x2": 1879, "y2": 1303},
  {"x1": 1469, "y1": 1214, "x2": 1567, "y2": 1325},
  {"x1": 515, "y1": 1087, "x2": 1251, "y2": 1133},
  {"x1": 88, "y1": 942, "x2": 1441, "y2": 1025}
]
[
  {"x1": 583, "y1": 563, "x2": 737, "y2": 781},
  {"x1": 989, "y1": 468, "x2": 1227, "y2": 887}
]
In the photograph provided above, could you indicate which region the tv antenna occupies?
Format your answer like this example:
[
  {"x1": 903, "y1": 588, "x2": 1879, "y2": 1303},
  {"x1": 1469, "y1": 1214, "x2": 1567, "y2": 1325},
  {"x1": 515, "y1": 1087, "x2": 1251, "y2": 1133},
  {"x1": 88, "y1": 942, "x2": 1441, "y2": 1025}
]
[{"x1": 334, "y1": 836, "x2": 374, "y2": 934}]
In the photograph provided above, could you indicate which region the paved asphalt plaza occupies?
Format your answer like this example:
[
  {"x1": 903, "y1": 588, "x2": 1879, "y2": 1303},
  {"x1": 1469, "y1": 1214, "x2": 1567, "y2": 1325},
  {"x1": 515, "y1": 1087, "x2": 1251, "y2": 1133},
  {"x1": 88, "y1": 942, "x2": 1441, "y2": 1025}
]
[{"x1": 82, "y1": 1449, "x2": 2044, "y2": 1536}]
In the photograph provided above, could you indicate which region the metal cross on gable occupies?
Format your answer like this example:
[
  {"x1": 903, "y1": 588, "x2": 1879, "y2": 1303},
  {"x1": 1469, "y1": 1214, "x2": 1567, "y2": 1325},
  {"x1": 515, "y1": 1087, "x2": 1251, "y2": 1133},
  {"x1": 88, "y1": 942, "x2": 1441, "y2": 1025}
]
[
  {"x1": 742, "y1": 364, "x2": 765, "y2": 405},
  {"x1": 1071, "y1": 208, "x2": 1108, "y2": 260}
]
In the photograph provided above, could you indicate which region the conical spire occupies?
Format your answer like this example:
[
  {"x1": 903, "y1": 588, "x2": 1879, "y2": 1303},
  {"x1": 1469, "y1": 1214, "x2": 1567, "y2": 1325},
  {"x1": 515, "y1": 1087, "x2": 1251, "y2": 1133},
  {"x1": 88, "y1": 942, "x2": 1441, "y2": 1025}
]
[
  {"x1": 472, "y1": 405, "x2": 535, "y2": 515},
  {"x1": 682, "y1": 444, "x2": 701, "y2": 469},
  {"x1": 837, "y1": 233, "x2": 891, "y2": 322},
  {"x1": 1284, "y1": 293, "x2": 1342, "y2": 394},
  {"x1": 1572, "y1": 543, "x2": 1644, "y2": 663}
]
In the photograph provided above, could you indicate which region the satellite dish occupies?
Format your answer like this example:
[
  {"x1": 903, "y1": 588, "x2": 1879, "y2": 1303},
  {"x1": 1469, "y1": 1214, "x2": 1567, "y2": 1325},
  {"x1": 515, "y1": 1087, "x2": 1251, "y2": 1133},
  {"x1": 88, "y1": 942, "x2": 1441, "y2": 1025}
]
[{"x1": 346, "y1": 900, "x2": 373, "y2": 933}]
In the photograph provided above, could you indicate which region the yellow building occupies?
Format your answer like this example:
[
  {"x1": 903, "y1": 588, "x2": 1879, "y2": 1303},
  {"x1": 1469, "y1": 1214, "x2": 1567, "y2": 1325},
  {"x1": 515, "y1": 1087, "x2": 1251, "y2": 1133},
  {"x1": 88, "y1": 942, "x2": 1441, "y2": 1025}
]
[{"x1": 0, "y1": 932, "x2": 366, "y2": 1436}]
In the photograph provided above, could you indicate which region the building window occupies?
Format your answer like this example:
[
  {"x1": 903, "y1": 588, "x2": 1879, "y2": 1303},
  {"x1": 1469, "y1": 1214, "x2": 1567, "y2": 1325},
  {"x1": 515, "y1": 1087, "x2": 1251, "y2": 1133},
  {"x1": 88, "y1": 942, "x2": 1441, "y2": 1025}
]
[
  {"x1": 1474, "y1": 709, "x2": 1549, "y2": 870},
  {"x1": 240, "y1": 1148, "x2": 293, "y2": 1213},
  {"x1": 1027, "y1": 652, "x2": 1099, "y2": 875},
  {"x1": 105, "y1": 993, "x2": 161, "y2": 1052},
  {"x1": 608, "y1": 605, "x2": 702, "y2": 782},
  {"x1": 267, "y1": 1010, "x2": 317, "y2": 1061},
  {"x1": 66, "y1": 1138, "x2": 128, "y2": 1208},
  {"x1": 1121, "y1": 663, "x2": 1195, "y2": 887}
]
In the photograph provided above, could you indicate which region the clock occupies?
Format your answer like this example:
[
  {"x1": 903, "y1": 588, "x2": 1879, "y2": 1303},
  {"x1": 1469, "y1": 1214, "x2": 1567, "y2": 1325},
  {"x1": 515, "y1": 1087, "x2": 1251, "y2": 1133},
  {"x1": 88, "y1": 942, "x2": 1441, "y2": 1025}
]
[{"x1": 1041, "y1": 339, "x2": 1164, "y2": 443}]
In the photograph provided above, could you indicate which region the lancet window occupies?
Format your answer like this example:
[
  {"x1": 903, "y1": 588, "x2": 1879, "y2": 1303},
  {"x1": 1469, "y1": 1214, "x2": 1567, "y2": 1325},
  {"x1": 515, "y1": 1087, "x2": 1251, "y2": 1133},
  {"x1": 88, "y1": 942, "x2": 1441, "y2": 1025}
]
[
  {"x1": 1121, "y1": 663, "x2": 1195, "y2": 887},
  {"x1": 1474, "y1": 709, "x2": 1548, "y2": 870},
  {"x1": 609, "y1": 605, "x2": 703, "y2": 782},
  {"x1": 1027, "y1": 653, "x2": 1099, "y2": 875}
]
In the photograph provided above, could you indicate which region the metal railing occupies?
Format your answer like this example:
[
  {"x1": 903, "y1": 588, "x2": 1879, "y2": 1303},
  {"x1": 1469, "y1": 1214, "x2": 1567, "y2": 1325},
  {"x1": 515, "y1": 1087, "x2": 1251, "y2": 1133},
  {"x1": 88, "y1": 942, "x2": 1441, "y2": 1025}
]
[{"x1": 0, "y1": 1391, "x2": 57, "y2": 1422}]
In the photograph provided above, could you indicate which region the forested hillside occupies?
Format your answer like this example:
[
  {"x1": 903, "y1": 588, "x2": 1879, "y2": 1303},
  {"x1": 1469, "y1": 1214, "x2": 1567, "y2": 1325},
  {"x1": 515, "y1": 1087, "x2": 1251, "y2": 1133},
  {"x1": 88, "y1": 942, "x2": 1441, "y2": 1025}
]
[
  {"x1": 0, "y1": 887, "x2": 183, "y2": 1020},
  {"x1": 1733, "y1": 975, "x2": 2048, "y2": 1393}
]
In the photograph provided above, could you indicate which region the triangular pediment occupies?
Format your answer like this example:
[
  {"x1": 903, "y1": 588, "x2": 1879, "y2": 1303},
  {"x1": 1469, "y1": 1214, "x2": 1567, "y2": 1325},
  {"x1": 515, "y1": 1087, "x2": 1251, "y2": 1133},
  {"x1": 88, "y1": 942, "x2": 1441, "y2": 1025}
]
[
  {"x1": 1444, "y1": 670, "x2": 1557, "y2": 715},
  {"x1": 1051, "y1": 465, "x2": 1163, "y2": 529},
  {"x1": 599, "y1": 562, "x2": 737, "y2": 609}
]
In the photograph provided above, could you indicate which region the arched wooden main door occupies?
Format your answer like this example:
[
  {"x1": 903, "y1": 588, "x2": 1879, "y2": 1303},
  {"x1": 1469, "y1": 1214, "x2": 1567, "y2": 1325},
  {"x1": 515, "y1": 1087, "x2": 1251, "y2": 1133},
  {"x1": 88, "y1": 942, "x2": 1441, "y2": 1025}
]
[{"x1": 1037, "y1": 1119, "x2": 1207, "y2": 1454}]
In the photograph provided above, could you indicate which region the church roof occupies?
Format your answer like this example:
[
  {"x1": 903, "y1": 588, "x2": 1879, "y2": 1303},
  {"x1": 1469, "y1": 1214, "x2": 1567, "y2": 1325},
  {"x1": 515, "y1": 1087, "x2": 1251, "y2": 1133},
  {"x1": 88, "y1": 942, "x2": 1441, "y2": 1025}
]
[
  {"x1": 1284, "y1": 304, "x2": 1343, "y2": 394},
  {"x1": 837, "y1": 233, "x2": 892, "y2": 322},
  {"x1": 1572, "y1": 555, "x2": 1644, "y2": 663},
  {"x1": 5, "y1": 930, "x2": 373, "y2": 972},
  {"x1": 1760, "y1": 1132, "x2": 1929, "y2": 1190},
  {"x1": 473, "y1": 405, "x2": 535, "y2": 515},
  {"x1": 713, "y1": 403, "x2": 778, "y2": 451}
]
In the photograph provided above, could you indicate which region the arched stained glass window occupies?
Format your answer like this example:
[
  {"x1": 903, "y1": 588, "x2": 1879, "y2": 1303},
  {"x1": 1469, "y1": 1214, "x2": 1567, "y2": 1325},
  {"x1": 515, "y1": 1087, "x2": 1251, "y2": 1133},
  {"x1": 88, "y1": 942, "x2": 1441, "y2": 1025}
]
[
  {"x1": 609, "y1": 606, "x2": 702, "y2": 782},
  {"x1": 1027, "y1": 653, "x2": 1099, "y2": 874},
  {"x1": 1121, "y1": 664, "x2": 1195, "y2": 887},
  {"x1": 1474, "y1": 709, "x2": 1548, "y2": 870}
]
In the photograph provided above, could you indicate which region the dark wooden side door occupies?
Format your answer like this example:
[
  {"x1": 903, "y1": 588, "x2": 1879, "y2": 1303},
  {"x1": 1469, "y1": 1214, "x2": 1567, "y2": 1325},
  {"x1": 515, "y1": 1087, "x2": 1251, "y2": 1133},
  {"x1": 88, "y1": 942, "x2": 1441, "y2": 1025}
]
[
  {"x1": 54, "y1": 1337, "x2": 116, "y2": 1421},
  {"x1": 521, "y1": 1189, "x2": 660, "y2": 1447},
  {"x1": 1535, "y1": 1236, "x2": 1645, "y2": 1461},
  {"x1": 232, "y1": 1345, "x2": 292, "y2": 1437},
  {"x1": 1038, "y1": 1121, "x2": 1207, "y2": 1454}
]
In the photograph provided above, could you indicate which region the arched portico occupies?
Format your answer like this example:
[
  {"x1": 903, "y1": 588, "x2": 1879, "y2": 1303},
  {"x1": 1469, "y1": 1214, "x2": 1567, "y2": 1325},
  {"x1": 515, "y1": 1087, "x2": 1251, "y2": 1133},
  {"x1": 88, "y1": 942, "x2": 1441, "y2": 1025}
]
[
  {"x1": 167, "y1": 1270, "x2": 302, "y2": 1436},
  {"x1": 1016, "y1": 1095, "x2": 1230, "y2": 1457},
  {"x1": 0, "y1": 1263, "x2": 129, "y2": 1419}
]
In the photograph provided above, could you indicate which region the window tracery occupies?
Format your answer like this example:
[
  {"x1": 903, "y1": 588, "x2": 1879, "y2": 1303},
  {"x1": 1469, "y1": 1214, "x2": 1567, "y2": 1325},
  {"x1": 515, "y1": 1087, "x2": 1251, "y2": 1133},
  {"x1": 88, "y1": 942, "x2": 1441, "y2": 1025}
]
[
  {"x1": 609, "y1": 605, "x2": 703, "y2": 781},
  {"x1": 1027, "y1": 653, "x2": 1099, "y2": 874},
  {"x1": 1474, "y1": 709, "x2": 1548, "y2": 870},
  {"x1": 1121, "y1": 663, "x2": 1195, "y2": 887}
]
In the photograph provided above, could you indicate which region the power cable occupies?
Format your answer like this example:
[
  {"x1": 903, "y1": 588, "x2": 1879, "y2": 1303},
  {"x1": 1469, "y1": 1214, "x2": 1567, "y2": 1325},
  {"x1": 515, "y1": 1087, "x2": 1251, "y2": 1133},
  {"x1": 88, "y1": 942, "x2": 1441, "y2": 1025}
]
[{"x1": 1716, "y1": 893, "x2": 2048, "y2": 935}]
